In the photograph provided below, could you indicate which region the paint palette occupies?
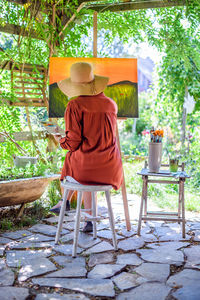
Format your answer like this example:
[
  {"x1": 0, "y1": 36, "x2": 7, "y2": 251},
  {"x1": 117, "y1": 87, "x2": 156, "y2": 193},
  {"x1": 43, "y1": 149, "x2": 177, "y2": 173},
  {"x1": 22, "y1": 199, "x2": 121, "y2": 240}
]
[{"x1": 41, "y1": 121, "x2": 65, "y2": 135}]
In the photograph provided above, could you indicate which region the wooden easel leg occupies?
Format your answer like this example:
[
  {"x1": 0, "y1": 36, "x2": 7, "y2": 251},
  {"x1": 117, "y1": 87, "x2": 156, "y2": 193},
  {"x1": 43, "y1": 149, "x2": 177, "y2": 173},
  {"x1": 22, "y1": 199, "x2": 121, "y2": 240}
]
[
  {"x1": 121, "y1": 173, "x2": 131, "y2": 231},
  {"x1": 116, "y1": 124, "x2": 131, "y2": 231},
  {"x1": 137, "y1": 177, "x2": 145, "y2": 235}
]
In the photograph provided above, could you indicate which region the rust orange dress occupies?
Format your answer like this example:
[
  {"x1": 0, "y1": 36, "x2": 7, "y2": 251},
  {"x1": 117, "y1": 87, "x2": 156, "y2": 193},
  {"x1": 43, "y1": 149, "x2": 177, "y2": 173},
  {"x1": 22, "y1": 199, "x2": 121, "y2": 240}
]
[{"x1": 59, "y1": 92, "x2": 123, "y2": 190}]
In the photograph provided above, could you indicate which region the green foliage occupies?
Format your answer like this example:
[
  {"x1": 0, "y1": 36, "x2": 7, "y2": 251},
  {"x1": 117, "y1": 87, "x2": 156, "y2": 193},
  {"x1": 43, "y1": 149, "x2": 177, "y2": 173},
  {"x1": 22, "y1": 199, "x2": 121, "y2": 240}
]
[{"x1": 47, "y1": 179, "x2": 62, "y2": 208}]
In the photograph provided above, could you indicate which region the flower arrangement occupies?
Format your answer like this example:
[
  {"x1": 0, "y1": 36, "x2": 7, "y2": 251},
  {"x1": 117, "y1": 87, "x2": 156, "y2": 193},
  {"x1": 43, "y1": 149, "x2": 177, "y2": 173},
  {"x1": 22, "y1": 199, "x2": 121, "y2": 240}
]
[{"x1": 150, "y1": 128, "x2": 164, "y2": 143}]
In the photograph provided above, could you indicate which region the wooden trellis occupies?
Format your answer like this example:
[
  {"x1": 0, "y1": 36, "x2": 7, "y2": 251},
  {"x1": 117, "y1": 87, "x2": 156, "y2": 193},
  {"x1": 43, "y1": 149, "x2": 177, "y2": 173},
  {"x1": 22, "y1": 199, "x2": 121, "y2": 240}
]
[{"x1": 1, "y1": 61, "x2": 48, "y2": 107}]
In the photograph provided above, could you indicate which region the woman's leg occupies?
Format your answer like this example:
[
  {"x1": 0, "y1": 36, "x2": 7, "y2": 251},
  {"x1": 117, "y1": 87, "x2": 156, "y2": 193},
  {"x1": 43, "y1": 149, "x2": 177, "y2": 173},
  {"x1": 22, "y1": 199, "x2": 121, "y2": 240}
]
[
  {"x1": 50, "y1": 189, "x2": 74, "y2": 210},
  {"x1": 82, "y1": 191, "x2": 92, "y2": 215},
  {"x1": 82, "y1": 192, "x2": 97, "y2": 232}
]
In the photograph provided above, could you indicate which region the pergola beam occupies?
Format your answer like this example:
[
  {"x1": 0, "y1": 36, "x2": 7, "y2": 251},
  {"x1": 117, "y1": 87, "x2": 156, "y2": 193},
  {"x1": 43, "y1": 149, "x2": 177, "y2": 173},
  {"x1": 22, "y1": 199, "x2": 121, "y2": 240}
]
[
  {"x1": 0, "y1": 23, "x2": 43, "y2": 40},
  {"x1": 86, "y1": 0, "x2": 186, "y2": 12}
]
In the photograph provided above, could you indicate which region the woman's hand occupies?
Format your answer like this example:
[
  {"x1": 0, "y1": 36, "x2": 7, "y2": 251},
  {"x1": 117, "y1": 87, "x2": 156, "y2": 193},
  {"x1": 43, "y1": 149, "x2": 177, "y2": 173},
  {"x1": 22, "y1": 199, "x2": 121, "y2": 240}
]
[{"x1": 52, "y1": 133, "x2": 62, "y2": 143}]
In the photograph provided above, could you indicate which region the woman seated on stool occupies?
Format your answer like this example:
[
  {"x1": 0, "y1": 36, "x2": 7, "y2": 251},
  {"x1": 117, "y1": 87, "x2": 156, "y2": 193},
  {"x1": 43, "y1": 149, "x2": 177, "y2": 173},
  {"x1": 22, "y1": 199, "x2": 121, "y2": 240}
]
[{"x1": 51, "y1": 62, "x2": 123, "y2": 232}]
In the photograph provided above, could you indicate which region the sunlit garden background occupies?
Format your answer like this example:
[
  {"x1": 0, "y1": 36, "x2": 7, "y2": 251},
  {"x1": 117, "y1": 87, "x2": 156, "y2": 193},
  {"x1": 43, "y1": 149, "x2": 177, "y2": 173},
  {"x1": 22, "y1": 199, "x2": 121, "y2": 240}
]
[{"x1": 0, "y1": 0, "x2": 199, "y2": 230}]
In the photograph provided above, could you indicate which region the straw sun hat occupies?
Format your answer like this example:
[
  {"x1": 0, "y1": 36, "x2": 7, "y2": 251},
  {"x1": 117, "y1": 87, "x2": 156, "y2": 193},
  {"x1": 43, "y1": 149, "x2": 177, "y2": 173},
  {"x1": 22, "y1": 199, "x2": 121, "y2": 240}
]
[{"x1": 57, "y1": 62, "x2": 109, "y2": 98}]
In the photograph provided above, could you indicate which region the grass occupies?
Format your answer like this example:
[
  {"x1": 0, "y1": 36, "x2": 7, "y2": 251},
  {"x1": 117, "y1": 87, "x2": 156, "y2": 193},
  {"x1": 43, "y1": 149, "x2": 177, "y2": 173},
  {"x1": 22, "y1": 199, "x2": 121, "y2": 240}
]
[{"x1": 0, "y1": 200, "x2": 49, "y2": 232}]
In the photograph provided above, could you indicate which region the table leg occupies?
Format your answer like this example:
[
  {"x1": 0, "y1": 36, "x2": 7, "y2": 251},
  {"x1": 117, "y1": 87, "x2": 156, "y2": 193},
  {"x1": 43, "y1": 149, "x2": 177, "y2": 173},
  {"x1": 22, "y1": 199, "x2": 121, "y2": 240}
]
[
  {"x1": 181, "y1": 179, "x2": 186, "y2": 238},
  {"x1": 137, "y1": 177, "x2": 146, "y2": 235},
  {"x1": 178, "y1": 180, "x2": 181, "y2": 224},
  {"x1": 144, "y1": 177, "x2": 148, "y2": 223}
]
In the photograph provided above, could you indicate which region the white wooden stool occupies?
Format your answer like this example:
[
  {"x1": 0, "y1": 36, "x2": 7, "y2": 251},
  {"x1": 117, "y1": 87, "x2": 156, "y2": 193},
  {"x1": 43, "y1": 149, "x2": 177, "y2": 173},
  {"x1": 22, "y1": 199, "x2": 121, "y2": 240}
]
[{"x1": 55, "y1": 181, "x2": 118, "y2": 257}]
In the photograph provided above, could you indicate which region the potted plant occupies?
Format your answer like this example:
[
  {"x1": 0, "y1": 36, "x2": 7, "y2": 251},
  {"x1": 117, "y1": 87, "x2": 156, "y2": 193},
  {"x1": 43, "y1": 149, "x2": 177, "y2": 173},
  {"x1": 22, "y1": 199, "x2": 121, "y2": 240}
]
[{"x1": 0, "y1": 161, "x2": 60, "y2": 208}]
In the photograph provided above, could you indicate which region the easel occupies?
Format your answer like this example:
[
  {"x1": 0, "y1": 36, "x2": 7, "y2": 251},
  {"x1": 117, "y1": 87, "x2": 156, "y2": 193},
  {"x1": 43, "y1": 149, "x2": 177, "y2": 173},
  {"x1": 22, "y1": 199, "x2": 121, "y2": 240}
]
[{"x1": 93, "y1": 12, "x2": 131, "y2": 231}]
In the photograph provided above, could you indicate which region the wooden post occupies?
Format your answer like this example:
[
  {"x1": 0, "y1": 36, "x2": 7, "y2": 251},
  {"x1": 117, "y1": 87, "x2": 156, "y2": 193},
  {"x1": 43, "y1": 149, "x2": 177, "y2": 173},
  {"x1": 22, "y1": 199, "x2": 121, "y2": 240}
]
[
  {"x1": 181, "y1": 87, "x2": 188, "y2": 147},
  {"x1": 93, "y1": 11, "x2": 98, "y2": 58},
  {"x1": 93, "y1": 11, "x2": 131, "y2": 231}
]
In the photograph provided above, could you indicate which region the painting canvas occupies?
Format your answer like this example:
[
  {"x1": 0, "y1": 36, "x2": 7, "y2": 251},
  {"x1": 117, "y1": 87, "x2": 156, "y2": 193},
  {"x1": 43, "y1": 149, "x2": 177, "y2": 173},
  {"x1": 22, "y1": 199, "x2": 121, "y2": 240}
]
[{"x1": 49, "y1": 57, "x2": 138, "y2": 118}]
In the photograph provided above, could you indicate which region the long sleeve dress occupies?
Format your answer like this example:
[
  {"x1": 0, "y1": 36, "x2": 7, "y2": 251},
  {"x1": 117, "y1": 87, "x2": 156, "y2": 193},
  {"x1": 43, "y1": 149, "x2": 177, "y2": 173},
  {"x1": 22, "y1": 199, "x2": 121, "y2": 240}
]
[{"x1": 59, "y1": 92, "x2": 123, "y2": 190}]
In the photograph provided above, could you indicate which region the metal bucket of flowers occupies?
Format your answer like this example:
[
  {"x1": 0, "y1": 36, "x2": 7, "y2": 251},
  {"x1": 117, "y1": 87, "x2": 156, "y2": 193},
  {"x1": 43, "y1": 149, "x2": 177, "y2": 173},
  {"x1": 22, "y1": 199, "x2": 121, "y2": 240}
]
[{"x1": 148, "y1": 128, "x2": 164, "y2": 173}]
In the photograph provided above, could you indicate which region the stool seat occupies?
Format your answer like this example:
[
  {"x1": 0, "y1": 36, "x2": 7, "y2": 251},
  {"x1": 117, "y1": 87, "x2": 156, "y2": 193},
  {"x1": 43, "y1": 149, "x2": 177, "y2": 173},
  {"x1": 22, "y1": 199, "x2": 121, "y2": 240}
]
[
  {"x1": 55, "y1": 181, "x2": 118, "y2": 257},
  {"x1": 61, "y1": 181, "x2": 113, "y2": 192}
]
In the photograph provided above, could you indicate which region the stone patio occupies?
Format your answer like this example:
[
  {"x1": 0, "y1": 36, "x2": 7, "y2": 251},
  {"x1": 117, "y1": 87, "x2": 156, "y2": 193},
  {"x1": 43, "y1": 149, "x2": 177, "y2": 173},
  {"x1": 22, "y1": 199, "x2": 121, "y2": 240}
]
[{"x1": 0, "y1": 193, "x2": 200, "y2": 300}]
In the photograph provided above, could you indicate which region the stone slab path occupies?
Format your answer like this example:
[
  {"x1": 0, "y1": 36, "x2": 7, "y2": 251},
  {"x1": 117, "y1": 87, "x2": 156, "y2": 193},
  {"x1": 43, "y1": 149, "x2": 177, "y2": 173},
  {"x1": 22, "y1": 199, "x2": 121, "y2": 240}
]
[{"x1": 0, "y1": 193, "x2": 200, "y2": 299}]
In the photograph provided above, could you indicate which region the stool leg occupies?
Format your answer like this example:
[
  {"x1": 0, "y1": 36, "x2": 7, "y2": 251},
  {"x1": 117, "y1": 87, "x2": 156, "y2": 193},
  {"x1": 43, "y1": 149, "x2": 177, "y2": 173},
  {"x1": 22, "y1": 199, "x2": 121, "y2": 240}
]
[
  {"x1": 55, "y1": 188, "x2": 69, "y2": 244},
  {"x1": 181, "y1": 179, "x2": 186, "y2": 238},
  {"x1": 92, "y1": 192, "x2": 97, "y2": 239},
  {"x1": 105, "y1": 190, "x2": 118, "y2": 250},
  {"x1": 72, "y1": 191, "x2": 82, "y2": 257},
  {"x1": 137, "y1": 178, "x2": 145, "y2": 235}
]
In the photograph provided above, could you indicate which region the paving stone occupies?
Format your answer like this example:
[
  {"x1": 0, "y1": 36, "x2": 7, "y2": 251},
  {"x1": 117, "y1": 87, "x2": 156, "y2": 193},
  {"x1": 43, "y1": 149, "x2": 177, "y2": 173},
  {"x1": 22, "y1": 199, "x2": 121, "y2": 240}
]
[
  {"x1": 155, "y1": 227, "x2": 191, "y2": 241},
  {"x1": 163, "y1": 223, "x2": 189, "y2": 232},
  {"x1": 29, "y1": 224, "x2": 69, "y2": 236},
  {"x1": 190, "y1": 223, "x2": 200, "y2": 230},
  {"x1": 116, "y1": 282, "x2": 171, "y2": 300},
  {"x1": 46, "y1": 262, "x2": 86, "y2": 278},
  {"x1": 167, "y1": 269, "x2": 200, "y2": 287},
  {"x1": 88, "y1": 252, "x2": 114, "y2": 267},
  {"x1": 133, "y1": 262, "x2": 170, "y2": 282},
  {"x1": 140, "y1": 226, "x2": 152, "y2": 234},
  {"x1": 35, "y1": 293, "x2": 90, "y2": 300},
  {"x1": 154, "y1": 226, "x2": 177, "y2": 236},
  {"x1": 0, "y1": 245, "x2": 5, "y2": 256},
  {"x1": 8, "y1": 241, "x2": 55, "y2": 250},
  {"x1": 172, "y1": 284, "x2": 200, "y2": 300},
  {"x1": 0, "y1": 259, "x2": 6, "y2": 271},
  {"x1": 84, "y1": 241, "x2": 114, "y2": 254},
  {"x1": 184, "y1": 245, "x2": 200, "y2": 269},
  {"x1": 97, "y1": 230, "x2": 124, "y2": 240},
  {"x1": 77, "y1": 232, "x2": 101, "y2": 249},
  {"x1": 0, "y1": 237, "x2": 13, "y2": 244},
  {"x1": 19, "y1": 234, "x2": 55, "y2": 243},
  {"x1": 193, "y1": 230, "x2": 200, "y2": 241},
  {"x1": 44, "y1": 215, "x2": 75, "y2": 223},
  {"x1": 118, "y1": 236, "x2": 145, "y2": 251},
  {"x1": 116, "y1": 253, "x2": 142, "y2": 266},
  {"x1": 1, "y1": 230, "x2": 32, "y2": 240},
  {"x1": 147, "y1": 221, "x2": 164, "y2": 228},
  {"x1": 60, "y1": 233, "x2": 74, "y2": 243},
  {"x1": 18, "y1": 257, "x2": 57, "y2": 282},
  {"x1": 53, "y1": 244, "x2": 83, "y2": 255},
  {"x1": 142, "y1": 233, "x2": 158, "y2": 242},
  {"x1": 96, "y1": 222, "x2": 110, "y2": 231},
  {"x1": 147, "y1": 241, "x2": 190, "y2": 250},
  {"x1": 0, "y1": 287, "x2": 29, "y2": 300},
  {"x1": 0, "y1": 268, "x2": 15, "y2": 286},
  {"x1": 32, "y1": 278, "x2": 115, "y2": 297},
  {"x1": 118, "y1": 229, "x2": 136, "y2": 237},
  {"x1": 62, "y1": 222, "x2": 83, "y2": 231},
  {"x1": 136, "y1": 242, "x2": 189, "y2": 265},
  {"x1": 159, "y1": 233, "x2": 191, "y2": 241},
  {"x1": 98, "y1": 206, "x2": 108, "y2": 216},
  {"x1": 88, "y1": 263, "x2": 125, "y2": 279},
  {"x1": 52, "y1": 255, "x2": 85, "y2": 267},
  {"x1": 6, "y1": 249, "x2": 53, "y2": 267},
  {"x1": 137, "y1": 246, "x2": 184, "y2": 265},
  {"x1": 112, "y1": 272, "x2": 141, "y2": 290}
]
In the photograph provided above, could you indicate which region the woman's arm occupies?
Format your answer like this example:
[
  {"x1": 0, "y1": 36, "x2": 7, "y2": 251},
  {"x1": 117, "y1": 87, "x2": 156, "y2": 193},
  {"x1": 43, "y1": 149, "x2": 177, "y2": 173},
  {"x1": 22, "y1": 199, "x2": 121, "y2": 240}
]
[{"x1": 59, "y1": 101, "x2": 82, "y2": 152}]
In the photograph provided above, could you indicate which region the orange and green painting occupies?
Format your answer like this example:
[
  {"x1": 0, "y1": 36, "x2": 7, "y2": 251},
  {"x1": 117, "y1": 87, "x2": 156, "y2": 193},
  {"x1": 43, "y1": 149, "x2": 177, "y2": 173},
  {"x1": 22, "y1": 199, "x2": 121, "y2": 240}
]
[{"x1": 49, "y1": 57, "x2": 138, "y2": 118}]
